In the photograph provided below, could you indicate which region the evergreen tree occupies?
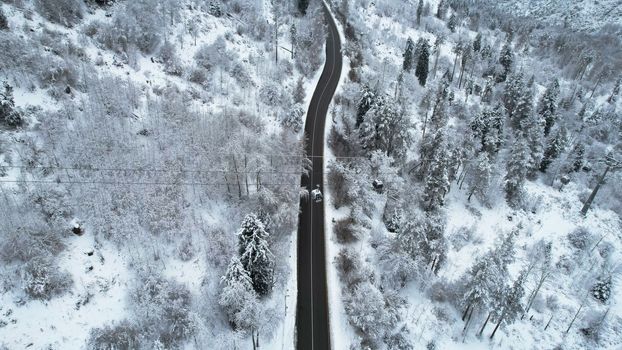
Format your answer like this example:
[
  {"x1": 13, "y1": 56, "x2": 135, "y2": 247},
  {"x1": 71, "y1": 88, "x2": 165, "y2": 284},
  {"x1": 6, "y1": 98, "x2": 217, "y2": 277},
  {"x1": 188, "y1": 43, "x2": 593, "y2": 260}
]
[
  {"x1": 436, "y1": 0, "x2": 447, "y2": 19},
  {"x1": 467, "y1": 152, "x2": 493, "y2": 202},
  {"x1": 497, "y1": 42, "x2": 513, "y2": 83},
  {"x1": 403, "y1": 38, "x2": 415, "y2": 72},
  {"x1": 415, "y1": 39, "x2": 430, "y2": 87},
  {"x1": 570, "y1": 143, "x2": 586, "y2": 172},
  {"x1": 470, "y1": 106, "x2": 503, "y2": 155},
  {"x1": 538, "y1": 79, "x2": 560, "y2": 137},
  {"x1": 504, "y1": 137, "x2": 529, "y2": 208},
  {"x1": 297, "y1": 0, "x2": 309, "y2": 15},
  {"x1": 473, "y1": 33, "x2": 482, "y2": 53},
  {"x1": 607, "y1": 76, "x2": 621, "y2": 104},
  {"x1": 431, "y1": 34, "x2": 445, "y2": 79},
  {"x1": 356, "y1": 85, "x2": 377, "y2": 127},
  {"x1": 522, "y1": 111, "x2": 545, "y2": 177},
  {"x1": 422, "y1": 128, "x2": 450, "y2": 211},
  {"x1": 0, "y1": 82, "x2": 22, "y2": 127},
  {"x1": 490, "y1": 269, "x2": 526, "y2": 339},
  {"x1": 219, "y1": 257, "x2": 260, "y2": 330},
  {"x1": 416, "y1": 0, "x2": 423, "y2": 26},
  {"x1": 503, "y1": 72, "x2": 532, "y2": 129},
  {"x1": 397, "y1": 211, "x2": 447, "y2": 271},
  {"x1": 447, "y1": 13, "x2": 457, "y2": 32},
  {"x1": 0, "y1": 8, "x2": 8, "y2": 30},
  {"x1": 293, "y1": 77, "x2": 305, "y2": 104},
  {"x1": 539, "y1": 128, "x2": 567, "y2": 173},
  {"x1": 238, "y1": 214, "x2": 274, "y2": 296},
  {"x1": 359, "y1": 95, "x2": 411, "y2": 159}
]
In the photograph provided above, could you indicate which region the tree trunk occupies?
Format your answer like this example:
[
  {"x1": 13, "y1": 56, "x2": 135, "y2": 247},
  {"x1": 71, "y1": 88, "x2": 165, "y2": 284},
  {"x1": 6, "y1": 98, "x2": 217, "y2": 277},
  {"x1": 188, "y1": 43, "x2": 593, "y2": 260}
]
[
  {"x1": 490, "y1": 313, "x2": 504, "y2": 339},
  {"x1": 589, "y1": 76, "x2": 602, "y2": 98},
  {"x1": 580, "y1": 165, "x2": 610, "y2": 216},
  {"x1": 523, "y1": 273, "x2": 548, "y2": 318},
  {"x1": 544, "y1": 313, "x2": 554, "y2": 330},
  {"x1": 478, "y1": 312, "x2": 491, "y2": 336},
  {"x1": 565, "y1": 303, "x2": 583, "y2": 334},
  {"x1": 433, "y1": 52, "x2": 439, "y2": 79},
  {"x1": 421, "y1": 109, "x2": 429, "y2": 140},
  {"x1": 232, "y1": 156, "x2": 242, "y2": 199},
  {"x1": 244, "y1": 155, "x2": 250, "y2": 196},
  {"x1": 463, "y1": 306, "x2": 475, "y2": 332},
  {"x1": 252, "y1": 329, "x2": 257, "y2": 350},
  {"x1": 462, "y1": 304, "x2": 472, "y2": 321},
  {"x1": 467, "y1": 188, "x2": 475, "y2": 202}
]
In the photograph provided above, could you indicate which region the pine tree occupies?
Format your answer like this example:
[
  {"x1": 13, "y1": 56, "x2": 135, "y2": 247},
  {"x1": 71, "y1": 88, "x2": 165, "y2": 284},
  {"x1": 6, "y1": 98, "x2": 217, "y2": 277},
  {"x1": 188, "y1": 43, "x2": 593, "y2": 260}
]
[
  {"x1": 538, "y1": 79, "x2": 560, "y2": 137},
  {"x1": 293, "y1": 77, "x2": 305, "y2": 104},
  {"x1": 357, "y1": 85, "x2": 377, "y2": 127},
  {"x1": 539, "y1": 128, "x2": 566, "y2": 173},
  {"x1": 416, "y1": 0, "x2": 423, "y2": 26},
  {"x1": 436, "y1": 0, "x2": 447, "y2": 19},
  {"x1": 607, "y1": 76, "x2": 621, "y2": 104},
  {"x1": 470, "y1": 106, "x2": 503, "y2": 155},
  {"x1": 359, "y1": 95, "x2": 411, "y2": 159},
  {"x1": 497, "y1": 42, "x2": 513, "y2": 83},
  {"x1": 415, "y1": 39, "x2": 430, "y2": 86},
  {"x1": 503, "y1": 72, "x2": 532, "y2": 129},
  {"x1": 431, "y1": 34, "x2": 445, "y2": 79},
  {"x1": 423, "y1": 128, "x2": 450, "y2": 211},
  {"x1": 570, "y1": 143, "x2": 586, "y2": 172},
  {"x1": 298, "y1": 0, "x2": 309, "y2": 15},
  {"x1": 467, "y1": 152, "x2": 493, "y2": 202},
  {"x1": 403, "y1": 38, "x2": 415, "y2": 72},
  {"x1": 219, "y1": 257, "x2": 260, "y2": 330},
  {"x1": 0, "y1": 8, "x2": 8, "y2": 30},
  {"x1": 473, "y1": 33, "x2": 482, "y2": 53},
  {"x1": 490, "y1": 269, "x2": 526, "y2": 339},
  {"x1": 238, "y1": 214, "x2": 275, "y2": 296},
  {"x1": 447, "y1": 13, "x2": 457, "y2": 32},
  {"x1": 397, "y1": 211, "x2": 447, "y2": 271},
  {"x1": 504, "y1": 137, "x2": 529, "y2": 208},
  {"x1": 522, "y1": 111, "x2": 544, "y2": 177},
  {"x1": 0, "y1": 82, "x2": 22, "y2": 127}
]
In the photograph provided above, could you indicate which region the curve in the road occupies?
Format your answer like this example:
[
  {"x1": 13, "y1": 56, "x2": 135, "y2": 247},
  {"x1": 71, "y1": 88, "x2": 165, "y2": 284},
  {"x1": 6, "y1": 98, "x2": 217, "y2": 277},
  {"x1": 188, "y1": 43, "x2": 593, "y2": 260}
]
[{"x1": 295, "y1": 3, "x2": 343, "y2": 350}]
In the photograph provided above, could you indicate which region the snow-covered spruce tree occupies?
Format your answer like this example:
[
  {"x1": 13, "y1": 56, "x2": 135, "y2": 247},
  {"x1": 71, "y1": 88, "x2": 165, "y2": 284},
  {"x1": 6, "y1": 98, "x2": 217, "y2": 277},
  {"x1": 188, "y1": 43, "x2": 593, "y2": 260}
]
[
  {"x1": 608, "y1": 76, "x2": 621, "y2": 103},
  {"x1": 467, "y1": 152, "x2": 493, "y2": 202},
  {"x1": 359, "y1": 95, "x2": 411, "y2": 159},
  {"x1": 590, "y1": 277, "x2": 611, "y2": 303},
  {"x1": 422, "y1": 129, "x2": 451, "y2": 211},
  {"x1": 298, "y1": 0, "x2": 309, "y2": 15},
  {"x1": 357, "y1": 85, "x2": 378, "y2": 127},
  {"x1": 490, "y1": 269, "x2": 526, "y2": 339},
  {"x1": 403, "y1": 38, "x2": 415, "y2": 72},
  {"x1": 540, "y1": 128, "x2": 567, "y2": 173},
  {"x1": 503, "y1": 72, "x2": 528, "y2": 128},
  {"x1": 497, "y1": 41, "x2": 513, "y2": 83},
  {"x1": 522, "y1": 111, "x2": 545, "y2": 177},
  {"x1": 397, "y1": 211, "x2": 447, "y2": 273},
  {"x1": 415, "y1": 39, "x2": 430, "y2": 87},
  {"x1": 470, "y1": 106, "x2": 504, "y2": 155},
  {"x1": 473, "y1": 33, "x2": 482, "y2": 53},
  {"x1": 0, "y1": 82, "x2": 23, "y2": 127},
  {"x1": 238, "y1": 214, "x2": 275, "y2": 296},
  {"x1": 460, "y1": 252, "x2": 505, "y2": 333},
  {"x1": 219, "y1": 257, "x2": 260, "y2": 330},
  {"x1": 343, "y1": 281, "x2": 404, "y2": 345},
  {"x1": 436, "y1": 0, "x2": 447, "y2": 19},
  {"x1": 538, "y1": 79, "x2": 560, "y2": 137},
  {"x1": 447, "y1": 13, "x2": 457, "y2": 32},
  {"x1": 504, "y1": 136, "x2": 530, "y2": 208},
  {"x1": 293, "y1": 77, "x2": 305, "y2": 104}
]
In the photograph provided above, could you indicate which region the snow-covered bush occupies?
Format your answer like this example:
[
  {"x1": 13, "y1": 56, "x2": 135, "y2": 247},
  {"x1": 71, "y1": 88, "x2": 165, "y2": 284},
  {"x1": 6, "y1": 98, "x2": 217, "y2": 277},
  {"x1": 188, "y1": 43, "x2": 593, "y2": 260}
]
[
  {"x1": 177, "y1": 235, "x2": 195, "y2": 262},
  {"x1": 281, "y1": 105, "x2": 304, "y2": 133},
  {"x1": 88, "y1": 321, "x2": 140, "y2": 350},
  {"x1": 188, "y1": 66, "x2": 210, "y2": 87},
  {"x1": 259, "y1": 83, "x2": 283, "y2": 106},
  {"x1": 334, "y1": 217, "x2": 359, "y2": 243},
  {"x1": 131, "y1": 273, "x2": 196, "y2": 347},
  {"x1": 34, "y1": 0, "x2": 84, "y2": 27},
  {"x1": 23, "y1": 257, "x2": 73, "y2": 300},
  {"x1": 158, "y1": 41, "x2": 183, "y2": 76},
  {"x1": 230, "y1": 63, "x2": 254, "y2": 88},
  {"x1": 327, "y1": 161, "x2": 354, "y2": 208},
  {"x1": 96, "y1": 1, "x2": 166, "y2": 54},
  {"x1": 567, "y1": 226, "x2": 595, "y2": 251},
  {"x1": 1, "y1": 229, "x2": 65, "y2": 263},
  {"x1": 343, "y1": 281, "x2": 404, "y2": 346},
  {"x1": 335, "y1": 248, "x2": 374, "y2": 288}
]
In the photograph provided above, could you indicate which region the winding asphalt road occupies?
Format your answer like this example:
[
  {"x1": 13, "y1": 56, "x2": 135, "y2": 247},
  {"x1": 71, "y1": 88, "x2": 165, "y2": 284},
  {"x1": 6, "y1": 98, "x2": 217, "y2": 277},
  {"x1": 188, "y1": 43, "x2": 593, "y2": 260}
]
[{"x1": 295, "y1": 3, "x2": 342, "y2": 350}]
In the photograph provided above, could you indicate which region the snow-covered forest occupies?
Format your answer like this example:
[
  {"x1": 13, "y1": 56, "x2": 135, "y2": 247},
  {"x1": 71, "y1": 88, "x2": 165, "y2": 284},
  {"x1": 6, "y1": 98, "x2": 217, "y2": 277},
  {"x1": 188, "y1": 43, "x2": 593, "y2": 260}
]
[
  {"x1": 0, "y1": 0, "x2": 325, "y2": 348},
  {"x1": 324, "y1": 0, "x2": 622, "y2": 349},
  {"x1": 0, "y1": 0, "x2": 621, "y2": 349}
]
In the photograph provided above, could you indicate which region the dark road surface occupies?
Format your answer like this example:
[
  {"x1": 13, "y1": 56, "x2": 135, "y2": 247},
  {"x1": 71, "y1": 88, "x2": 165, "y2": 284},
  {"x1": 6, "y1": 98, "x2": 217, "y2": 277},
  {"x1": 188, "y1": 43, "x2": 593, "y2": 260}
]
[{"x1": 295, "y1": 3, "x2": 342, "y2": 350}]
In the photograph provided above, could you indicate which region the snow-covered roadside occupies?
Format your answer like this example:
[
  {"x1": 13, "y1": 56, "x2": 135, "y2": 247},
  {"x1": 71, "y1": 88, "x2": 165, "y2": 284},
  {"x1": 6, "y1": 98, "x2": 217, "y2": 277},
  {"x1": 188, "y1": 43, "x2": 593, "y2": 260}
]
[{"x1": 321, "y1": 2, "x2": 357, "y2": 349}]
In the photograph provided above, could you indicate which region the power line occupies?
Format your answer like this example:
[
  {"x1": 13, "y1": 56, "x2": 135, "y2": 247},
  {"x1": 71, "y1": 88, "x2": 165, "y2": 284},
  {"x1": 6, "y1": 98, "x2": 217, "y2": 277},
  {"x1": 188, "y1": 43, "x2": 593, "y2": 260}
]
[{"x1": 0, "y1": 179, "x2": 304, "y2": 186}]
